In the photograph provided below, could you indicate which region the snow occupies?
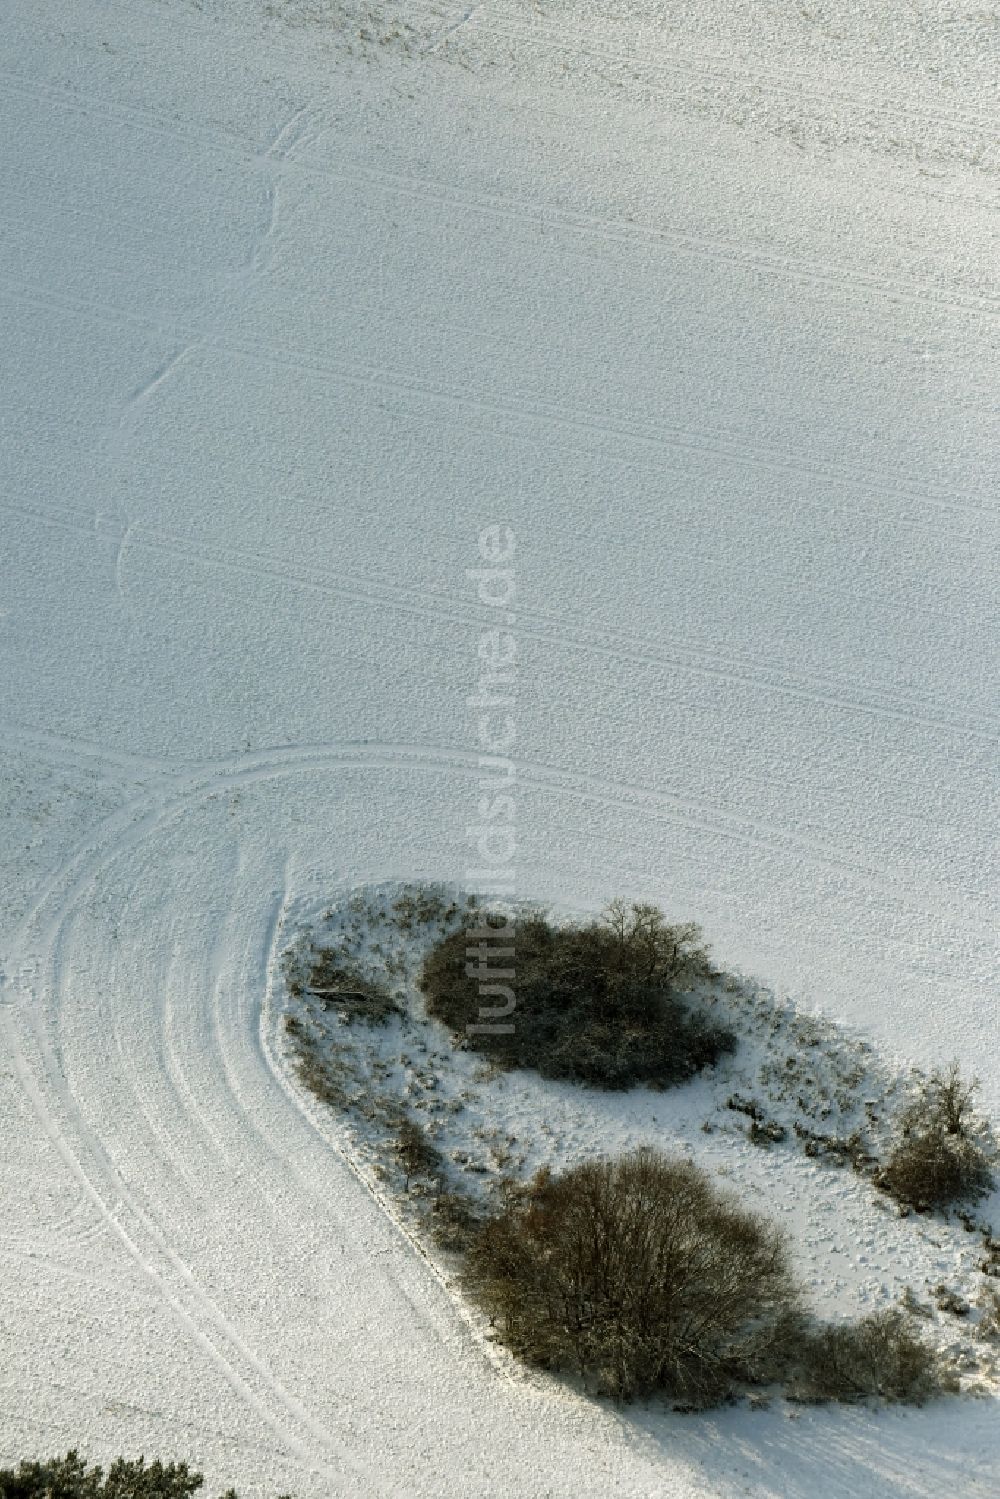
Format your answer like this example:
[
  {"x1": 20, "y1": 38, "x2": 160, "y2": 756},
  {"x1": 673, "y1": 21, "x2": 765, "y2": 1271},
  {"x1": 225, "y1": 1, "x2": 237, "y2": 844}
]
[{"x1": 0, "y1": 1, "x2": 997, "y2": 1494}]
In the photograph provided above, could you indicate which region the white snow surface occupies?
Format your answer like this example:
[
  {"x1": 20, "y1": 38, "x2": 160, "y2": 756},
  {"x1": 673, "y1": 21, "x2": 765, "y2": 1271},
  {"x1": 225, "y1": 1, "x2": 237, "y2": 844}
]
[{"x1": 0, "y1": 1, "x2": 997, "y2": 1494}]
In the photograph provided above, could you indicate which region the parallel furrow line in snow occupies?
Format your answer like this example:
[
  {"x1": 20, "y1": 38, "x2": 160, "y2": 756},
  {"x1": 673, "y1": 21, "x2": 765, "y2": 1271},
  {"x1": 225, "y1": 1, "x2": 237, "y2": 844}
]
[
  {"x1": 1, "y1": 72, "x2": 997, "y2": 321},
  {"x1": 138, "y1": 845, "x2": 415, "y2": 1261},
  {"x1": 98, "y1": 741, "x2": 963, "y2": 908},
  {"x1": 424, "y1": 8, "x2": 999, "y2": 137},
  {"x1": 157, "y1": 909, "x2": 245, "y2": 1183},
  {"x1": 178, "y1": 745, "x2": 996, "y2": 926},
  {"x1": 0, "y1": 724, "x2": 179, "y2": 783},
  {"x1": 7, "y1": 915, "x2": 392, "y2": 1489},
  {"x1": 245, "y1": 165, "x2": 1000, "y2": 322},
  {"x1": 83, "y1": 892, "x2": 250, "y2": 1214},
  {"x1": 403, "y1": 1, "x2": 998, "y2": 135},
  {"x1": 0, "y1": 729, "x2": 993, "y2": 1015},
  {"x1": 0, "y1": 444, "x2": 983, "y2": 567},
  {"x1": 13, "y1": 813, "x2": 515, "y2": 1449},
  {"x1": 1, "y1": 274, "x2": 990, "y2": 528},
  {"x1": 9, "y1": 738, "x2": 965, "y2": 982},
  {"x1": 4, "y1": 29, "x2": 995, "y2": 147},
  {"x1": 4, "y1": 794, "x2": 171, "y2": 980},
  {"x1": 0, "y1": 70, "x2": 253, "y2": 156},
  {"x1": 4, "y1": 142, "x2": 997, "y2": 327},
  {"x1": 1, "y1": 499, "x2": 109, "y2": 542},
  {"x1": 78, "y1": 522, "x2": 998, "y2": 742}
]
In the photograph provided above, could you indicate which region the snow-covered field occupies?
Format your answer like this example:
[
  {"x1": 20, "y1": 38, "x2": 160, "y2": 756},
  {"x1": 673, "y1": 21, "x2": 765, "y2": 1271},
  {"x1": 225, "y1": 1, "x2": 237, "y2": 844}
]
[{"x1": 0, "y1": 1, "x2": 997, "y2": 1494}]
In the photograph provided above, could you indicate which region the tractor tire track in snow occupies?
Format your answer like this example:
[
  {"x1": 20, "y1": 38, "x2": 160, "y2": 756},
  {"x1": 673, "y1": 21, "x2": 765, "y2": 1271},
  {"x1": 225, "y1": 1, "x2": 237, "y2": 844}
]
[
  {"x1": 4, "y1": 734, "x2": 989, "y2": 971},
  {"x1": 1, "y1": 71, "x2": 998, "y2": 323},
  {"x1": 2, "y1": 1008, "x2": 378, "y2": 1489},
  {"x1": 408, "y1": 1, "x2": 998, "y2": 137},
  {"x1": 436, "y1": 10, "x2": 1000, "y2": 164},
  {"x1": 2, "y1": 501, "x2": 995, "y2": 743},
  {"x1": 113, "y1": 527, "x2": 1000, "y2": 743},
  {"x1": 0, "y1": 276, "x2": 994, "y2": 534},
  {"x1": 2, "y1": 750, "x2": 530, "y2": 1478},
  {"x1": 3, "y1": 804, "x2": 396, "y2": 1491},
  {"x1": 4, "y1": 37, "x2": 996, "y2": 157}
]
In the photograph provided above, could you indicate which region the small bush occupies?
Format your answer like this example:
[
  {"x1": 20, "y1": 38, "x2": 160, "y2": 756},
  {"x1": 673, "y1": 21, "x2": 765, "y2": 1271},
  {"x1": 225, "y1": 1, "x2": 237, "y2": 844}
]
[
  {"x1": 390, "y1": 884, "x2": 458, "y2": 931},
  {"x1": 794, "y1": 1123, "x2": 875, "y2": 1171},
  {"x1": 0, "y1": 1451, "x2": 286, "y2": 1498},
  {"x1": 463, "y1": 1148, "x2": 797, "y2": 1404},
  {"x1": 428, "y1": 1188, "x2": 484, "y2": 1251},
  {"x1": 395, "y1": 1117, "x2": 442, "y2": 1187},
  {"x1": 880, "y1": 1063, "x2": 995, "y2": 1211},
  {"x1": 291, "y1": 1036, "x2": 352, "y2": 1110},
  {"x1": 420, "y1": 902, "x2": 733, "y2": 1090},
  {"x1": 934, "y1": 1283, "x2": 970, "y2": 1317},
  {"x1": 727, "y1": 1095, "x2": 787, "y2": 1146},
  {"x1": 792, "y1": 1310, "x2": 949, "y2": 1404}
]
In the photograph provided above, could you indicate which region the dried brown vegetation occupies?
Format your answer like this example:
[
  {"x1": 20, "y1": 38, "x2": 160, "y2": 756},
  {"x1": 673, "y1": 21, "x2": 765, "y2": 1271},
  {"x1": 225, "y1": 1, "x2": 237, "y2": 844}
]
[
  {"x1": 463, "y1": 1149, "x2": 797, "y2": 1404},
  {"x1": 791, "y1": 1310, "x2": 951, "y2": 1404},
  {"x1": 421, "y1": 903, "x2": 733, "y2": 1090},
  {"x1": 879, "y1": 1064, "x2": 995, "y2": 1212}
]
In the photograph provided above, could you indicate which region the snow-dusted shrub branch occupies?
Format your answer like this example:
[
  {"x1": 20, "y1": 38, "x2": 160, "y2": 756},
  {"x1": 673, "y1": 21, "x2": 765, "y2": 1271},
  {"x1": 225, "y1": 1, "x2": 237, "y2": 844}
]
[{"x1": 875, "y1": 1063, "x2": 996, "y2": 1213}]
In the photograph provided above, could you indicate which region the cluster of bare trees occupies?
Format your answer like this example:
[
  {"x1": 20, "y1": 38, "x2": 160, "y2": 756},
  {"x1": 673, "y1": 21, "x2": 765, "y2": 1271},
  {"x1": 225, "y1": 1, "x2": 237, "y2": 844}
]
[{"x1": 420, "y1": 901, "x2": 732, "y2": 1089}]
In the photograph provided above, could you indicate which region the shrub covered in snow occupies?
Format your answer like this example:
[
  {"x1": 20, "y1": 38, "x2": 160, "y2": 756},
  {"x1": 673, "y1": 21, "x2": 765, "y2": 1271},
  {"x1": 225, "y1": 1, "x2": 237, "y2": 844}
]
[
  {"x1": 395, "y1": 1115, "x2": 443, "y2": 1188},
  {"x1": 879, "y1": 1063, "x2": 996, "y2": 1212}
]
